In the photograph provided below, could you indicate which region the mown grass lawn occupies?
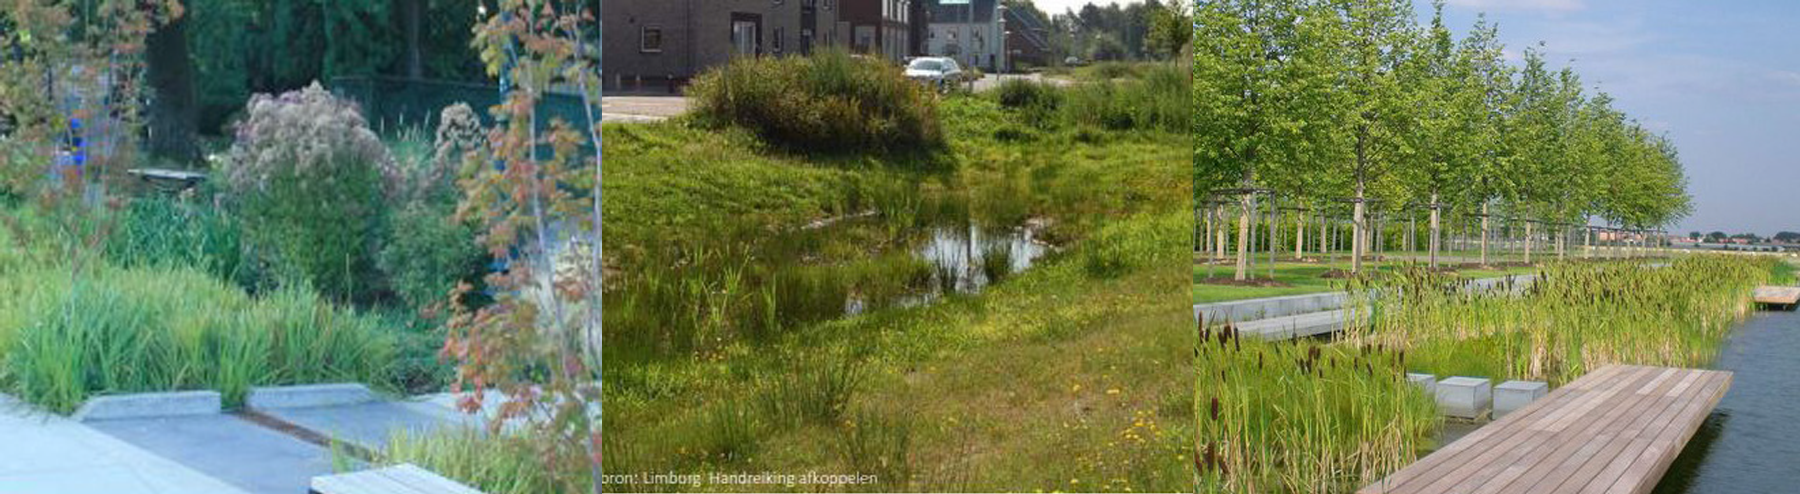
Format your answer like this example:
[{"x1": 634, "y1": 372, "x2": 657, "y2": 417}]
[{"x1": 1193, "y1": 256, "x2": 1541, "y2": 304}]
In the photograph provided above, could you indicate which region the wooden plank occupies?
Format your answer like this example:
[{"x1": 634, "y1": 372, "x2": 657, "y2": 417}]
[
  {"x1": 311, "y1": 463, "x2": 485, "y2": 494},
  {"x1": 1360, "y1": 365, "x2": 1630, "y2": 493},
  {"x1": 1752, "y1": 286, "x2": 1800, "y2": 304},
  {"x1": 1361, "y1": 365, "x2": 1644, "y2": 494},
  {"x1": 1359, "y1": 365, "x2": 1731, "y2": 494}
]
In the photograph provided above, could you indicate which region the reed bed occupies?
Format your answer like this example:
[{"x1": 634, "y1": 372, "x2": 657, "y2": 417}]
[
  {"x1": 1342, "y1": 256, "x2": 1775, "y2": 385},
  {"x1": 1196, "y1": 255, "x2": 1778, "y2": 492},
  {"x1": 1194, "y1": 322, "x2": 1439, "y2": 493}
]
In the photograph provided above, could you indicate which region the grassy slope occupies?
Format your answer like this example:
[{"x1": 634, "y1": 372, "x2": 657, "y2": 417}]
[{"x1": 593, "y1": 97, "x2": 1192, "y2": 491}]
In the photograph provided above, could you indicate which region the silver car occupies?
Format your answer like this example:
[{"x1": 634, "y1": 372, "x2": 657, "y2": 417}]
[{"x1": 905, "y1": 57, "x2": 965, "y2": 92}]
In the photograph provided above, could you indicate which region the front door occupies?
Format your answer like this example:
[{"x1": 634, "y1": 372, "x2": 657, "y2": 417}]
[{"x1": 730, "y1": 13, "x2": 762, "y2": 57}]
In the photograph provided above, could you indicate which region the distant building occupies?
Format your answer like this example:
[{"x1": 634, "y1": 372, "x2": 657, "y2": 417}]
[
  {"x1": 602, "y1": 0, "x2": 843, "y2": 92},
  {"x1": 924, "y1": 0, "x2": 1050, "y2": 72},
  {"x1": 1000, "y1": 5, "x2": 1052, "y2": 69},
  {"x1": 841, "y1": 0, "x2": 914, "y2": 63}
]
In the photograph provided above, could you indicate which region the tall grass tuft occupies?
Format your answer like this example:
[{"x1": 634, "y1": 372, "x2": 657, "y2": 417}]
[
  {"x1": 687, "y1": 48, "x2": 943, "y2": 154},
  {"x1": 0, "y1": 263, "x2": 396, "y2": 412}
]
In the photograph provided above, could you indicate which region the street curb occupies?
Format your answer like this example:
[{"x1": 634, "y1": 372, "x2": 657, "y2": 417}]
[
  {"x1": 247, "y1": 383, "x2": 377, "y2": 410},
  {"x1": 73, "y1": 390, "x2": 222, "y2": 422}
]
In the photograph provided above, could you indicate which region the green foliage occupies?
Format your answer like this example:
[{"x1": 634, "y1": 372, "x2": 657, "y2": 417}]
[
  {"x1": 1062, "y1": 63, "x2": 1188, "y2": 132},
  {"x1": 378, "y1": 203, "x2": 484, "y2": 313},
  {"x1": 379, "y1": 105, "x2": 487, "y2": 313},
  {"x1": 104, "y1": 194, "x2": 250, "y2": 287},
  {"x1": 219, "y1": 83, "x2": 396, "y2": 301},
  {"x1": 0, "y1": 263, "x2": 396, "y2": 413},
  {"x1": 688, "y1": 49, "x2": 944, "y2": 154},
  {"x1": 383, "y1": 428, "x2": 591, "y2": 494},
  {"x1": 755, "y1": 347, "x2": 868, "y2": 427},
  {"x1": 993, "y1": 78, "x2": 1062, "y2": 111}
]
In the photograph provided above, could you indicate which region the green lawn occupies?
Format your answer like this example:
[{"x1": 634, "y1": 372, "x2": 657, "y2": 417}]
[{"x1": 1193, "y1": 255, "x2": 1545, "y2": 304}]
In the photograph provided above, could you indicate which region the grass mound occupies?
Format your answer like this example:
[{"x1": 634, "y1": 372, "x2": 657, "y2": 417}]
[{"x1": 687, "y1": 49, "x2": 942, "y2": 154}]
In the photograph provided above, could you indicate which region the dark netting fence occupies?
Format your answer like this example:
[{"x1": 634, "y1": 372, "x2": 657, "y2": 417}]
[{"x1": 329, "y1": 76, "x2": 597, "y2": 144}]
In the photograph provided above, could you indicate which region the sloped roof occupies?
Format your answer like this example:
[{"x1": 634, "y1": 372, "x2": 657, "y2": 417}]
[{"x1": 926, "y1": 0, "x2": 999, "y2": 24}]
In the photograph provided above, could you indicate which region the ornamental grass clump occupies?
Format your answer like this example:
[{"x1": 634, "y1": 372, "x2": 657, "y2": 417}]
[
  {"x1": 688, "y1": 49, "x2": 943, "y2": 154},
  {"x1": 219, "y1": 82, "x2": 397, "y2": 301}
]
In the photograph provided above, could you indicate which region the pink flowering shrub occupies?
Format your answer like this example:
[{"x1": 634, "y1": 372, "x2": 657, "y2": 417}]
[{"x1": 220, "y1": 82, "x2": 396, "y2": 300}]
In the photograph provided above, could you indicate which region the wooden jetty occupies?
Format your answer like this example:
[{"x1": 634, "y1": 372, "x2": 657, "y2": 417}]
[
  {"x1": 1360, "y1": 364, "x2": 1731, "y2": 494},
  {"x1": 1752, "y1": 286, "x2": 1800, "y2": 309}
]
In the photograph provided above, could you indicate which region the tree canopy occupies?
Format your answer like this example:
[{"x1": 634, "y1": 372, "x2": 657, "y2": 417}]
[{"x1": 1196, "y1": 0, "x2": 1693, "y2": 234}]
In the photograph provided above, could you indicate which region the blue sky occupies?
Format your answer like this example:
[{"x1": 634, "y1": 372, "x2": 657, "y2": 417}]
[{"x1": 1415, "y1": 0, "x2": 1800, "y2": 235}]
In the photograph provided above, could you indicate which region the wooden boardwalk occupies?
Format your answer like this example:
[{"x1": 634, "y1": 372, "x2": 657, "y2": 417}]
[
  {"x1": 1752, "y1": 286, "x2": 1800, "y2": 307},
  {"x1": 1360, "y1": 365, "x2": 1731, "y2": 494}
]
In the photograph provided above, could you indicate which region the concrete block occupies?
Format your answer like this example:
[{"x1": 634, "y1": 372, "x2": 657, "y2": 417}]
[
  {"x1": 74, "y1": 391, "x2": 221, "y2": 422},
  {"x1": 1407, "y1": 373, "x2": 1437, "y2": 395},
  {"x1": 247, "y1": 383, "x2": 377, "y2": 410},
  {"x1": 1436, "y1": 377, "x2": 1492, "y2": 419},
  {"x1": 1494, "y1": 380, "x2": 1549, "y2": 418}
]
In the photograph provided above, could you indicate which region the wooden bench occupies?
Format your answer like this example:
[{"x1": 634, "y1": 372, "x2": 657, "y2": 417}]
[
  {"x1": 1360, "y1": 364, "x2": 1731, "y2": 494},
  {"x1": 310, "y1": 464, "x2": 484, "y2": 494},
  {"x1": 126, "y1": 168, "x2": 207, "y2": 193}
]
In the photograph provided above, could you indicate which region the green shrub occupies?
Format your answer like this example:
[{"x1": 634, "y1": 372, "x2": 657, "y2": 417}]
[
  {"x1": 218, "y1": 82, "x2": 396, "y2": 302},
  {"x1": 1062, "y1": 63, "x2": 1187, "y2": 133},
  {"x1": 377, "y1": 103, "x2": 489, "y2": 314},
  {"x1": 688, "y1": 49, "x2": 942, "y2": 154},
  {"x1": 994, "y1": 79, "x2": 1061, "y2": 111},
  {"x1": 379, "y1": 203, "x2": 485, "y2": 313}
]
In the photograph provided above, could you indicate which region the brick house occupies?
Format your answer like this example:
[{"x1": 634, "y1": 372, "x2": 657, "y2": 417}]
[
  {"x1": 840, "y1": 0, "x2": 915, "y2": 63},
  {"x1": 602, "y1": 0, "x2": 843, "y2": 92},
  {"x1": 924, "y1": 0, "x2": 1049, "y2": 72}
]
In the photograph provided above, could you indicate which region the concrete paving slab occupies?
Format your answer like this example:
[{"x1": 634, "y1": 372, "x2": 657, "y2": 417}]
[
  {"x1": 259, "y1": 401, "x2": 479, "y2": 452},
  {"x1": 87, "y1": 413, "x2": 343, "y2": 494},
  {"x1": 247, "y1": 383, "x2": 377, "y2": 409},
  {"x1": 74, "y1": 390, "x2": 221, "y2": 421},
  {"x1": 0, "y1": 394, "x2": 247, "y2": 494}
]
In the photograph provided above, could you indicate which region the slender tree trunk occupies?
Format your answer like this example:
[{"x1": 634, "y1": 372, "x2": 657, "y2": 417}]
[
  {"x1": 1235, "y1": 192, "x2": 1252, "y2": 281},
  {"x1": 1295, "y1": 210, "x2": 1305, "y2": 260},
  {"x1": 1524, "y1": 221, "x2": 1533, "y2": 264},
  {"x1": 403, "y1": 0, "x2": 424, "y2": 79},
  {"x1": 1216, "y1": 206, "x2": 1227, "y2": 260},
  {"x1": 1429, "y1": 194, "x2": 1440, "y2": 268},
  {"x1": 1318, "y1": 211, "x2": 1327, "y2": 259},
  {"x1": 146, "y1": 15, "x2": 197, "y2": 163},
  {"x1": 1480, "y1": 203, "x2": 1490, "y2": 266},
  {"x1": 1352, "y1": 184, "x2": 1366, "y2": 274}
]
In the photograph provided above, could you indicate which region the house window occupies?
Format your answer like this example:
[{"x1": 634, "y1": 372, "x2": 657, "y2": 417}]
[
  {"x1": 773, "y1": 27, "x2": 785, "y2": 55},
  {"x1": 732, "y1": 18, "x2": 760, "y2": 56},
  {"x1": 640, "y1": 25, "x2": 664, "y2": 53}
]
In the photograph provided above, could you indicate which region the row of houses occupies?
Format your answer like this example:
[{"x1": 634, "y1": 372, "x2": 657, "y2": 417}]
[{"x1": 601, "y1": 0, "x2": 1052, "y2": 92}]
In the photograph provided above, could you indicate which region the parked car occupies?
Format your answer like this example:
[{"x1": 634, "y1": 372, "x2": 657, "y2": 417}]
[{"x1": 904, "y1": 57, "x2": 965, "y2": 92}]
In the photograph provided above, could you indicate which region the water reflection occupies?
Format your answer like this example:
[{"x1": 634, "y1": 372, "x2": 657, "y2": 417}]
[{"x1": 1652, "y1": 310, "x2": 1800, "y2": 494}]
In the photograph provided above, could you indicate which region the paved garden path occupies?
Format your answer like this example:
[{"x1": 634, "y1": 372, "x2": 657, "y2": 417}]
[{"x1": 0, "y1": 394, "x2": 248, "y2": 494}]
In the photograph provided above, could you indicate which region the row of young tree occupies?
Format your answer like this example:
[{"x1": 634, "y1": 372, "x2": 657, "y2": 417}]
[{"x1": 1194, "y1": 0, "x2": 1693, "y2": 280}]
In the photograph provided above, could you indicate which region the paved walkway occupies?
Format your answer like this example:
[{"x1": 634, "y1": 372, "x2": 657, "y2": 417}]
[{"x1": 0, "y1": 394, "x2": 248, "y2": 494}]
